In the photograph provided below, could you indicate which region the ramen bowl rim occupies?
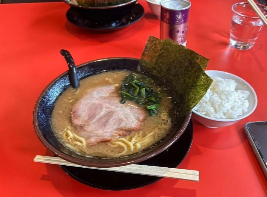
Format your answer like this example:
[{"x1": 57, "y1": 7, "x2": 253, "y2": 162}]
[{"x1": 33, "y1": 57, "x2": 192, "y2": 168}]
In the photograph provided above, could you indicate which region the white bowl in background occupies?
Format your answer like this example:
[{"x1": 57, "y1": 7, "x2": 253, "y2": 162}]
[
  {"x1": 192, "y1": 70, "x2": 258, "y2": 128},
  {"x1": 146, "y1": 0, "x2": 161, "y2": 19}
]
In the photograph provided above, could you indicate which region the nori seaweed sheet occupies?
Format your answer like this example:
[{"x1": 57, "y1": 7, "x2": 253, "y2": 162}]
[
  {"x1": 139, "y1": 36, "x2": 213, "y2": 117},
  {"x1": 138, "y1": 36, "x2": 164, "y2": 72}
]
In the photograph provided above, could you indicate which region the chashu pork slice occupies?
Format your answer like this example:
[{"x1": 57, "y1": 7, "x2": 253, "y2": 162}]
[{"x1": 71, "y1": 85, "x2": 147, "y2": 145}]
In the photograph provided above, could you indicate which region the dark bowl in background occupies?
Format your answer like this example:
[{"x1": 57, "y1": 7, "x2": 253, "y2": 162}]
[
  {"x1": 33, "y1": 58, "x2": 191, "y2": 168},
  {"x1": 63, "y1": 0, "x2": 138, "y2": 24},
  {"x1": 64, "y1": 0, "x2": 137, "y2": 9}
]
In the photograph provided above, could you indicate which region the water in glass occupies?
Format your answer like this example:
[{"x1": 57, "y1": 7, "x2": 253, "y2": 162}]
[{"x1": 230, "y1": 15, "x2": 263, "y2": 50}]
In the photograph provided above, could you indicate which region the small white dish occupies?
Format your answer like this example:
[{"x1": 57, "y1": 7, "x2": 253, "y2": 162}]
[
  {"x1": 192, "y1": 70, "x2": 258, "y2": 128},
  {"x1": 146, "y1": 0, "x2": 161, "y2": 19}
]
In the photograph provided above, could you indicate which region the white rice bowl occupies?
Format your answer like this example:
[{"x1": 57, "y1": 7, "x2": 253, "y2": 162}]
[
  {"x1": 192, "y1": 70, "x2": 257, "y2": 128},
  {"x1": 146, "y1": 0, "x2": 161, "y2": 19}
]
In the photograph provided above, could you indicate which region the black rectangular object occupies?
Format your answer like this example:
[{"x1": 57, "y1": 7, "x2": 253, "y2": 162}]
[{"x1": 244, "y1": 121, "x2": 267, "y2": 179}]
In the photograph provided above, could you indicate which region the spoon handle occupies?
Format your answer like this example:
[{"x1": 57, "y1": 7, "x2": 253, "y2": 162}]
[{"x1": 60, "y1": 49, "x2": 79, "y2": 88}]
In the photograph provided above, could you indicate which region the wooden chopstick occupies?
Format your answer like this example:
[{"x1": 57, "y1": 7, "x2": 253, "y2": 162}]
[
  {"x1": 247, "y1": 0, "x2": 267, "y2": 27},
  {"x1": 34, "y1": 155, "x2": 199, "y2": 181}
]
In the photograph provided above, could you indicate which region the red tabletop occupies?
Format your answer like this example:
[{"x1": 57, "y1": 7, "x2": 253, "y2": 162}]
[{"x1": 0, "y1": 0, "x2": 267, "y2": 196}]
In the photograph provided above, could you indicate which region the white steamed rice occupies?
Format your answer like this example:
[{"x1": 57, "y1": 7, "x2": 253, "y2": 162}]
[{"x1": 193, "y1": 77, "x2": 250, "y2": 119}]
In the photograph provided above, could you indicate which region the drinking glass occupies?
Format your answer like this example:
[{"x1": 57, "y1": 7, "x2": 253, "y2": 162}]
[{"x1": 230, "y1": 2, "x2": 267, "y2": 50}]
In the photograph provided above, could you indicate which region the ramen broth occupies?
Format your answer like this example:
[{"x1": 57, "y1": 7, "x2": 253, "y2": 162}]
[{"x1": 51, "y1": 70, "x2": 173, "y2": 158}]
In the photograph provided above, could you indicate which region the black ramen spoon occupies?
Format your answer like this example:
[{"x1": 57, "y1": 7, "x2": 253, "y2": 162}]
[{"x1": 60, "y1": 49, "x2": 80, "y2": 89}]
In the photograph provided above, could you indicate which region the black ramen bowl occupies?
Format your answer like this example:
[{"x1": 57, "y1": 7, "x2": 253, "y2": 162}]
[
  {"x1": 33, "y1": 58, "x2": 191, "y2": 168},
  {"x1": 63, "y1": 0, "x2": 138, "y2": 24}
]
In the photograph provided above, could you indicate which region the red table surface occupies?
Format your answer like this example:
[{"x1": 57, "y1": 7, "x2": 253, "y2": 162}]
[{"x1": 0, "y1": 0, "x2": 267, "y2": 196}]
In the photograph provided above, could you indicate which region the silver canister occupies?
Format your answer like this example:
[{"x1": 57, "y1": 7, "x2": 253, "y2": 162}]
[{"x1": 160, "y1": 0, "x2": 191, "y2": 46}]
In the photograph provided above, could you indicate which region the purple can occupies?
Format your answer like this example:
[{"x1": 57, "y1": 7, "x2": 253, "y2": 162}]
[{"x1": 160, "y1": 0, "x2": 191, "y2": 46}]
